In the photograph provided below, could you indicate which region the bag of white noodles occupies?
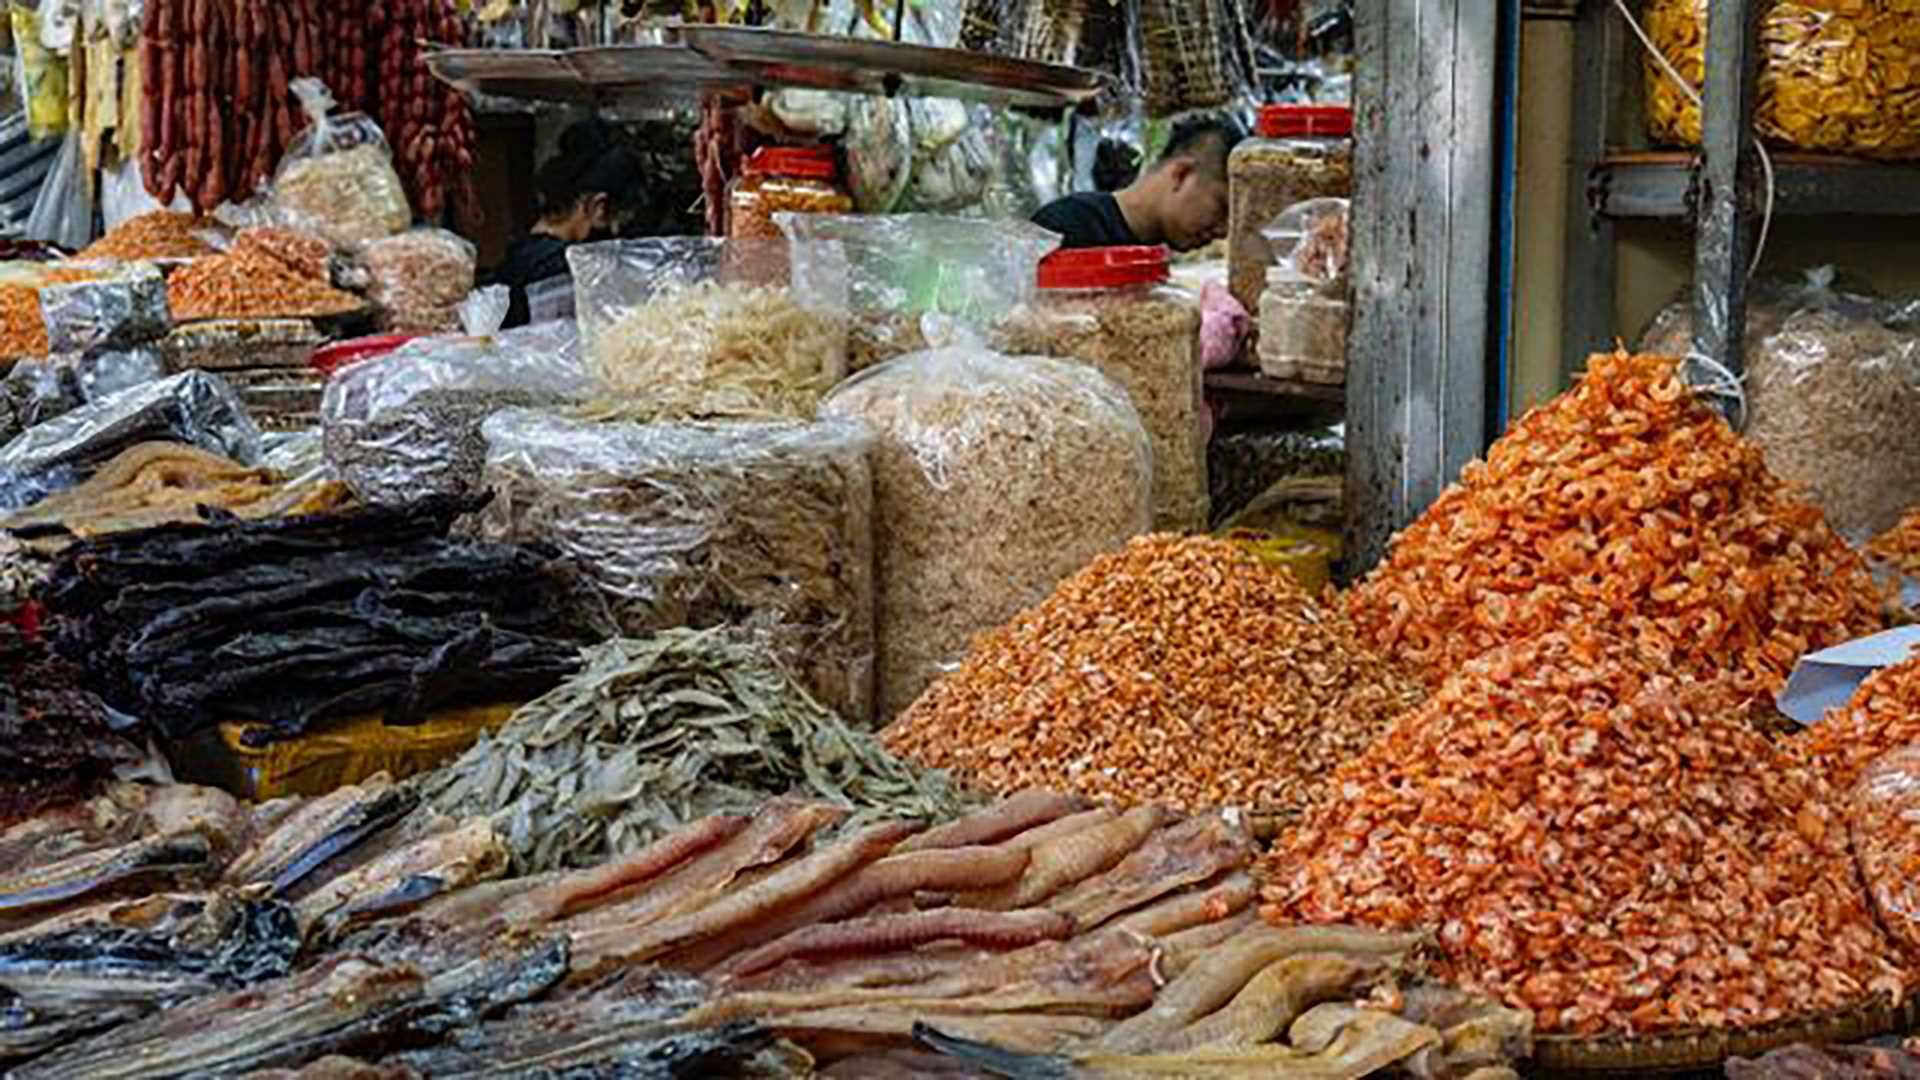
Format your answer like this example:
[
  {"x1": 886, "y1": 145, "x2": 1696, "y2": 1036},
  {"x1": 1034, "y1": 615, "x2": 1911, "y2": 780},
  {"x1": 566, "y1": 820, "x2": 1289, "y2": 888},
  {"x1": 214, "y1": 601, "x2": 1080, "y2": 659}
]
[
  {"x1": 321, "y1": 289, "x2": 591, "y2": 505},
  {"x1": 821, "y1": 346, "x2": 1152, "y2": 719},
  {"x1": 473, "y1": 410, "x2": 878, "y2": 726},
  {"x1": 567, "y1": 236, "x2": 851, "y2": 422}
]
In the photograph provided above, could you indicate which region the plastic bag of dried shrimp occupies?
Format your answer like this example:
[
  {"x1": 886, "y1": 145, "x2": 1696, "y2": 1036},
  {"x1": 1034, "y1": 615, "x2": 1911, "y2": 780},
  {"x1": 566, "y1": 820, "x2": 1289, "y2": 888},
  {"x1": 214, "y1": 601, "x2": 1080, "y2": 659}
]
[
  {"x1": 1640, "y1": 268, "x2": 1920, "y2": 543},
  {"x1": 472, "y1": 411, "x2": 877, "y2": 726},
  {"x1": 779, "y1": 212, "x2": 1060, "y2": 373},
  {"x1": 1643, "y1": 0, "x2": 1920, "y2": 161},
  {"x1": 266, "y1": 79, "x2": 412, "y2": 248},
  {"x1": 822, "y1": 346, "x2": 1152, "y2": 719},
  {"x1": 362, "y1": 229, "x2": 477, "y2": 334},
  {"x1": 567, "y1": 236, "x2": 851, "y2": 422},
  {"x1": 1850, "y1": 745, "x2": 1920, "y2": 961}
]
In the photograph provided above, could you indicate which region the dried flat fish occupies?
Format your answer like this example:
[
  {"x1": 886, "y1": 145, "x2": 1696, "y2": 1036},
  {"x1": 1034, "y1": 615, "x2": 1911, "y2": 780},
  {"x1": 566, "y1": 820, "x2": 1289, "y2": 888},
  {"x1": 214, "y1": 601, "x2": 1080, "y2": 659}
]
[{"x1": 414, "y1": 629, "x2": 978, "y2": 875}]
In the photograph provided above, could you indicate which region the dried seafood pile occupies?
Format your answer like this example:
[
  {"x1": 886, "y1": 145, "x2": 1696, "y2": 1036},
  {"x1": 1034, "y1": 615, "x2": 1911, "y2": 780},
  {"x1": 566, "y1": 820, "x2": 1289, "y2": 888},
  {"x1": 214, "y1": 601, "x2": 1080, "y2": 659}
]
[
  {"x1": 1871, "y1": 507, "x2": 1920, "y2": 578},
  {"x1": 887, "y1": 536, "x2": 1423, "y2": 816},
  {"x1": 77, "y1": 211, "x2": 216, "y2": 263},
  {"x1": 1348, "y1": 352, "x2": 1885, "y2": 694},
  {"x1": 823, "y1": 348, "x2": 1152, "y2": 719},
  {"x1": 362, "y1": 229, "x2": 475, "y2": 334},
  {"x1": 474, "y1": 412, "x2": 876, "y2": 723},
  {"x1": 0, "y1": 625, "x2": 141, "y2": 828},
  {"x1": 1, "y1": 442, "x2": 349, "y2": 551},
  {"x1": 1210, "y1": 427, "x2": 1345, "y2": 528},
  {"x1": 40, "y1": 497, "x2": 595, "y2": 744},
  {"x1": 1796, "y1": 652, "x2": 1920, "y2": 792},
  {"x1": 1262, "y1": 631, "x2": 1907, "y2": 1037},
  {"x1": 414, "y1": 629, "x2": 972, "y2": 875},
  {"x1": 586, "y1": 280, "x2": 848, "y2": 422},
  {"x1": 168, "y1": 247, "x2": 362, "y2": 322},
  {"x1": 1731, "y1": 1042, "x2": 1920, "y2": 1078}
]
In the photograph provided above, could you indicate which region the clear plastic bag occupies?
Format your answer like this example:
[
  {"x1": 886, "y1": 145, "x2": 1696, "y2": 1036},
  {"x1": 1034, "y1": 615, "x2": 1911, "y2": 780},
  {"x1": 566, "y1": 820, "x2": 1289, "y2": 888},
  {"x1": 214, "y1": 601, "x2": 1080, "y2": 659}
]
[
  {"x1": 0, "y1": 369, "x2": 261, "y2": 510},
  {"x1": 821, "y1": 346, "x2": 1152, "y2": 718},
  {"x1": 1849, "y1": 745, "x2": 1920, "y2": 959},
  {"x1": 1266, "y1": 197, "x2": 1351, "y2": 287},
  {"x1": 37, "y1": 263, "x2": 170, "y2": 354},
  {"x1": 320, "y1": 320, "x2": 588, "y2": 506},
  {"x1": 843, "y1": 96, "x2": 913, "y2": 214},
  {"x1": 0, "y1": 345, "x2": 165, "y2": 447},
  {"x1": 779, "y1": 213, "x2": 1059, "y2": 373},
  {"x1": 474, "y1": 411, "x2": 878, "y2": 725},
  {"x1": 25, "y1": 133, "x2": 91, "y2": 251},
  {"x1": 567, "y1": 236, "x2": 850, "y2": 422},
  {"x1": 362, "y1": 228, "x2": 477, "y2": 334},
  {"x1": 268, "y1": 79, "x2": 412, "y2": 249},
  {"x1": 1644, "y1": 0, "x2": 1920, "y2": 161},
  {"x1": 1639, "y1": 268, "x2": 1920, "y2": 542}
]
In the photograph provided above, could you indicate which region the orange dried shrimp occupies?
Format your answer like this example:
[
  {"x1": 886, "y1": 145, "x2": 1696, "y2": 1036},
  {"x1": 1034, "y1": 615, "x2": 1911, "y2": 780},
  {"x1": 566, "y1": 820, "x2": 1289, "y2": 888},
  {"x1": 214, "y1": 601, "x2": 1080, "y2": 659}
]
[
  {"x1": 1796, "y1": 652, "x2": 1920, "y2": 792},
  {"x1": 1260, "y1": 631, "x2": 1908, "y2": 1037},
  {"x1": 77, "y1": 211, "x2": 215, "y2": 263},
  {"x1": 1870, "y1": 508, "x2": 1920, "y2": 579},
  {"x1": 883, "y1": 535, "x2": 1426, "y2": 815},
  {"x1": 0, "y1": 268, "x2": 105, "y2": 359},
  {"x1": 168, "y1": 248, "x2": 361, "y2": 322},
  {"x1": 1849, "y1": 746, "x2": 1920, "y2": 964},
  {"x1": 1348, "y1": 351, "x2": 1884, "y2": 696}
]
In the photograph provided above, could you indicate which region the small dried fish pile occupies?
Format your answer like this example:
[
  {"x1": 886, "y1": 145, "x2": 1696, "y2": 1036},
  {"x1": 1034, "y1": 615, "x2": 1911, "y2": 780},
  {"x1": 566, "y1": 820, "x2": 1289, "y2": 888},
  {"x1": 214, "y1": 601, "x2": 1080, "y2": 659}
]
[
  {"x1": 414, "y1": 629, "x2": 975, "y2": 874},
  {"x1": 474, "y1": 412, "x2": 877, "y2": 723},
  {"x1": 1, "y1": 442, "x2": 351, "y2": 551},
  {"x1": 1797, "y1": 652, "x2": 1920, "y2": 791},
  {"x1": 1848, "y1": 746, "x2": 1920, "y2": 964},
  {"x1": 1347, "y1": 351, "x2": 1885, "y2": 695},
  {"x1": 40, "y1": 497, "x2": 598, "y2": 743},
  {"x1": 886, "y1": 535, "x2": 1425, "y2": 815},
  {"x1": 1262, "y1": 631, "x2": 1908, "y2": 1037}
]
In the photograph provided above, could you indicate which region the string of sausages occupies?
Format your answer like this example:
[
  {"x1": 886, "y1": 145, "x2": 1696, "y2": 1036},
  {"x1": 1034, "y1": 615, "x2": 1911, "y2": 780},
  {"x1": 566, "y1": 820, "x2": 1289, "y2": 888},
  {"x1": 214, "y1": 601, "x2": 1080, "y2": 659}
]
[{"x1": 140, "y1": 0, "x2": 474, "y2": 221}]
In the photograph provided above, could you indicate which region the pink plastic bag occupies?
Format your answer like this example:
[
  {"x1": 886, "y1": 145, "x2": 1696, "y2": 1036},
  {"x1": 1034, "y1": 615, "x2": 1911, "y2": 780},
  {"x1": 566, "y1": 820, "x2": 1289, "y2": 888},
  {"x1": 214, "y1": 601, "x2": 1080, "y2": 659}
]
[{"x1": 1199, "y1": 282, "x2": 1249, "y2": 371}]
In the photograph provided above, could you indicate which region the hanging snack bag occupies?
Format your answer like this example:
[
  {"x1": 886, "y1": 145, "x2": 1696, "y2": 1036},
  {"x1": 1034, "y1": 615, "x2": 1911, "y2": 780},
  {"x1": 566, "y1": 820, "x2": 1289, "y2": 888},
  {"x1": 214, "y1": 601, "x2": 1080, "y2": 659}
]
[{"x1": 268, "y1": 79, "x2": 412, "y2": 249}]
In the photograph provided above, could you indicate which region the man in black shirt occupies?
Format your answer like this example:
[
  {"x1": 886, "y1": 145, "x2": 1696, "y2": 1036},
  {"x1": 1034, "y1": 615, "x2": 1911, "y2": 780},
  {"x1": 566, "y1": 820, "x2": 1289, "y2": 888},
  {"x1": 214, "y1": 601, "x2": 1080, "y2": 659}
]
[{"x1": 1032, "y1": 117, "x2": 1246, "y2": 251}]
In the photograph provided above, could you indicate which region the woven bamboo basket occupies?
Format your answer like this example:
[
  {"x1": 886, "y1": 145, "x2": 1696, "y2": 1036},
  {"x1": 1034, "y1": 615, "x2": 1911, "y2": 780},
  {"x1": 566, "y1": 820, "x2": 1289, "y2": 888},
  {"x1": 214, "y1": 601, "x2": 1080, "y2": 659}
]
[{"x1": 1532, "y1": 994, "x2": 1920, "y2": 1076}]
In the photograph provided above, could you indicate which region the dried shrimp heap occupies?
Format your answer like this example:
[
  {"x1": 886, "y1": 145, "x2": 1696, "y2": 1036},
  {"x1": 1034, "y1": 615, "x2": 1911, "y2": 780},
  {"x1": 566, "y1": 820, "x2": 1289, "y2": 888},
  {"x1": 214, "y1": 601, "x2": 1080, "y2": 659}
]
[
  {"x1": 1261, "y1": 631, "x2": 1908, "y2": 1037},
  {"x1": 78, "y1": 211, "x2": 216, "y2": 262},
  {"x1": 1796, "y1": 651, "x2": 1920, "y2": 792},
  {"x1": 884, "y1": 535, "x2": 1426, "y2": 815},
  {"x1": 1870, "y1": 507, "x2": 1920, "y2": 579},
  {"x1": 585, "y1": 280, "x2": 847, "y2": 422},
  {"x1": 168, "y1": 248, "x2": 362, "y2": 322},
  {"x1": 1348, "y1": 351, "x2": 1884, "y2": 694}
]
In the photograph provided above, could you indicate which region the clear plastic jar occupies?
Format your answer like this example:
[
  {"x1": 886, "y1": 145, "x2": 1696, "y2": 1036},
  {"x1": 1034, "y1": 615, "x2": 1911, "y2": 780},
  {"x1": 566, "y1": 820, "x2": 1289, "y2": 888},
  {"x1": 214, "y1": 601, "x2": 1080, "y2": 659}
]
[
  {"x1": 728, "y1": 146, "x2": 854, "y2": 242},
  {"x1": 1227, "y1": 104, "x2": 1353, "y2": 315},
  {"x1": 996, "y1": 245, "x2": 1210, "y2": 532},
  {"x1": 1258, "y1": 273, "x2": 1350, "y2": 385}
]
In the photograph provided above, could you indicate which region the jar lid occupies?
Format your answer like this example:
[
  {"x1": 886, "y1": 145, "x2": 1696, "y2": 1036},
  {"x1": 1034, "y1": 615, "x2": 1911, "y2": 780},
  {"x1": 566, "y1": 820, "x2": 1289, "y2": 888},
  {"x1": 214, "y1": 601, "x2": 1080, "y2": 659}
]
[
  {"x1": 311, "y1": 333, "x2": 418, "y2": 377},
  {"x1": 744, "y1": 145, "x2": 838, "y2": 180},
  {"x1": 1036, "y1": 245, "x2": 1171, "y2": 290},
  {"x1": 1256, "y1": 104, "x2": 1353, "y2": 139}
]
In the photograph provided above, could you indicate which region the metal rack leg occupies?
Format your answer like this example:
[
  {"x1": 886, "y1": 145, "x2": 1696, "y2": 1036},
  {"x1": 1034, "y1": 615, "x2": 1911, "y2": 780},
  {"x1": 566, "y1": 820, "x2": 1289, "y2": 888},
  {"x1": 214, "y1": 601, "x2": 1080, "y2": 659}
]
[
  {"x1": 1691, "y1": 0, "x2": 1763, "y2": 375},
  {"x1": 1561, "y1": 0, "x2": 1622, "y2": 381}
]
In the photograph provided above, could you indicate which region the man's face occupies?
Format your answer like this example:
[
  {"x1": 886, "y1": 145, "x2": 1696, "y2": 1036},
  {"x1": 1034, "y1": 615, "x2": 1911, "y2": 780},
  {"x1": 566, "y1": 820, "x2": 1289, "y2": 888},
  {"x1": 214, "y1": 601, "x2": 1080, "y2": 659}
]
[{"x1": 1162, "y1": 163, "x2": 1231, "y2": 252}]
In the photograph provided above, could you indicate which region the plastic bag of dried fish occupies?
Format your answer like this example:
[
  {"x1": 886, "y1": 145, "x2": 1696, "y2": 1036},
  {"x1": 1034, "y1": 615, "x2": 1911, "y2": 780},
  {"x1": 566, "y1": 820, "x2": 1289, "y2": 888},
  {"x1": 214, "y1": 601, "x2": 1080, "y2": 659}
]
[
  {"x1": 320, "y1": 322, "x2": 589, "y2": 506},
  {"x1": 822, "y1": 346, "x2": 1152, "y2": 719},
  {"x1": 778, "y1": 213, "x2": 1059, "y2": 373},
  {"x1": 474, "y1": 410, "x2": 876, "y2": 725},
  {"x1": 413, "y1": 629, "x2": 976, "y2": 875},
  {"x1": 1641, "y1": 268, "x2": 1920, "y2": 542},
  {"x1": 567, "y1": 236, "x2": 851, "y2": 421}
]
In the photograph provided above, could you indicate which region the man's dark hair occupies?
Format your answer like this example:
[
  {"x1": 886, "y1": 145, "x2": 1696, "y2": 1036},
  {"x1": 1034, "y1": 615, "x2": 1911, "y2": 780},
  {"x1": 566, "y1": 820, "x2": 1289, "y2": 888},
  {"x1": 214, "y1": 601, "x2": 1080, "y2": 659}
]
[
  {"x1": 534, "y1": 119, "x2": 648, "y2": 220},
  {"x1": 1156, "y1": 116, "x2": 1246, "y2": 179}
]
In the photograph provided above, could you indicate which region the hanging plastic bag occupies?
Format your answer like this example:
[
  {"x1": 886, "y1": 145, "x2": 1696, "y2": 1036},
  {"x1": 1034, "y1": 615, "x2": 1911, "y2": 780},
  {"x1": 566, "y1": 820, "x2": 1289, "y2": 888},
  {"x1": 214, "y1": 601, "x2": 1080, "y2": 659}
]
[
  {"x1": 268, "y1": 79, "x2": 411, "y2": 249},
  {"x1": 11, "y1": 3, "x2": 69, "y2": 140},
  {"x1": 24, "y1": 132, "x2": 91, "y2": 250}
]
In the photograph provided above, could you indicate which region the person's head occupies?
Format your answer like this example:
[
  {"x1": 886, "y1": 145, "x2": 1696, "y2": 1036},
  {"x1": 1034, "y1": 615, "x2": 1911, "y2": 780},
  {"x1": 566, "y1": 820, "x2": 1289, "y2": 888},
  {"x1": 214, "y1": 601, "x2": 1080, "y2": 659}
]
[
  {"x1": 1130, "y1": 117, "x2": 1244, "y2": 251},
  {"x1": 534, "y1": 119, "x2": 647, "y2": 242}
]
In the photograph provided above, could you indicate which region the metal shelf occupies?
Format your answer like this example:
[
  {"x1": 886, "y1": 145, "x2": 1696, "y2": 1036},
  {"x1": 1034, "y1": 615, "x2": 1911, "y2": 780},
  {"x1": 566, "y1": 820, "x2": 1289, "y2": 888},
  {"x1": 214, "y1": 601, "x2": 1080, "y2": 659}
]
[{"x1": 1590, "y1": 152, "x2": 1920, "y2": 220}]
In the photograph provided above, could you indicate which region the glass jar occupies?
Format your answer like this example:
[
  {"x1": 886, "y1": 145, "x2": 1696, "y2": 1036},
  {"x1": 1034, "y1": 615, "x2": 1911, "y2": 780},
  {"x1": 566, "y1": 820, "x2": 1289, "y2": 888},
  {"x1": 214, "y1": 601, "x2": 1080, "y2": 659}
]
[
  {"x1": 1258, "y1": 271, "x2": 1350, "y2": 386},
  {"x1": 728, "y1": 146, "x2": 853, "y2": 242},
  {"x1": 1226, "y1": 104, "x2": 1353, "y2": 316},
  {"x1": 996, "y1": 245, "x2": 1211, "y2": 531}
]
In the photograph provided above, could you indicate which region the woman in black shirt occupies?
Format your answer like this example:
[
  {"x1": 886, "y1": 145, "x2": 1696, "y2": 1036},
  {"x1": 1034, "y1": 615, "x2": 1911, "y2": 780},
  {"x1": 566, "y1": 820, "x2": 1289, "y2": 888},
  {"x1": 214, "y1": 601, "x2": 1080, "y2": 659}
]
[{"x1": 490, "y1": 120, "x2": 647, "y2": 328}]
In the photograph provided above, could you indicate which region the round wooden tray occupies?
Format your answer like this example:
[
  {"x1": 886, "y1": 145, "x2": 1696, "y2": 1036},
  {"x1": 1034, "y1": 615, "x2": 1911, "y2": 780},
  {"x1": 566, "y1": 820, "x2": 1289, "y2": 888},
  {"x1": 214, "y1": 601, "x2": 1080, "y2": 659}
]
[{"x1": 1532, "y1": 994, "x2": 1920, "y2": 1076}]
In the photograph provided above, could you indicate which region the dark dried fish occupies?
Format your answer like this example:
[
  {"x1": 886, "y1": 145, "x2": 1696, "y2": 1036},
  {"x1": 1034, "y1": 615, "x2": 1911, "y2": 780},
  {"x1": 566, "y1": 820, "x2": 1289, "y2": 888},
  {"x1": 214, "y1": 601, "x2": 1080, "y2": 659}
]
[
  {"x1": 0, "y1": 833, "x2": 212, "y2": 918},
  {"x1": 223, "y1": 775, "x2": 418, "y2": 897},
  {"x1": 295, "y1": 820, "x2": 507, "y2": 935}
]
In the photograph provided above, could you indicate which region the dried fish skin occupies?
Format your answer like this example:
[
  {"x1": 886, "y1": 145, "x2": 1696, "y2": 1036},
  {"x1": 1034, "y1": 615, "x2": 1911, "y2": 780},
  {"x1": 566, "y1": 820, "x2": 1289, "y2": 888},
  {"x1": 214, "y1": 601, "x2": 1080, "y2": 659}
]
[
  {"x1": 223, "y1": 775, "x2": 418, "y2": 897},
  {"x1": 415, "y1": 630, "x2": 975, "y2": 875},
  {"x1": 0, "y1": 832, "x2": 213, "y2": 919},
  {"x1": 294, "y1": 820, "x2": 508, "y2": 936},
  {"x1": 1047, "y1": 814, "x2": 1253, "y2": 932}
]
